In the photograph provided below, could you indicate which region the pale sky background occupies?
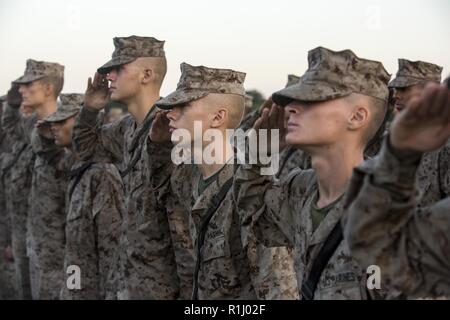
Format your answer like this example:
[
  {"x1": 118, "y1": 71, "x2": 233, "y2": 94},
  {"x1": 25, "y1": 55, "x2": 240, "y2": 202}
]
[{"x1": 0, "y1": 0, "x2": 449, "y2": 98}]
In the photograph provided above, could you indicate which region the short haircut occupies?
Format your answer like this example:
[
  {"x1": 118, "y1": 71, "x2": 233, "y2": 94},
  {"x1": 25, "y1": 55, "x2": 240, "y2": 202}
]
[
  {"x1": 344, "y1": 93, "x2": 387, "y2": 147},
  {"x1": 136, "y1": 57, "x2": 167, "y2": 87},
  {"x1": 40, "y1": 75, "x2": 64, "y2": 98},
  {"x1": 203, "y1": 93, "x2": 245, "y2": 129}
]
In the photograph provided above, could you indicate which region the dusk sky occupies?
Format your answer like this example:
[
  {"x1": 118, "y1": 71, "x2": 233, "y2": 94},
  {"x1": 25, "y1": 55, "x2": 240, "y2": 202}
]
[{"x1": 1, "y1": 0, "x2": 449, "y2": 98}]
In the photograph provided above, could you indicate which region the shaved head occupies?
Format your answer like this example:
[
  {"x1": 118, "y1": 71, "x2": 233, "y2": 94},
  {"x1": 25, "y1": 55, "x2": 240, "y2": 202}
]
[
  {"x1": 202, "y1": 93, "x2": 245, "y2": 129},
  {"x1": 134, "y1": 56, "x2": 167, "y2": 87},
  {"x1": 344, "y1": 93, "x2": 387, "y2": 147}
]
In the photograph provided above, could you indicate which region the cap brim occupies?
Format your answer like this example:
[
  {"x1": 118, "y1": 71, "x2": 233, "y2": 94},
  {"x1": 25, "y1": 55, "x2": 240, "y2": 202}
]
[
  {"x1": 44, "y1": 110, "x2": 79, "y2": 123},
  {"x1": 156, "y1": 89, "x2": 208, "y2": 110},
  {"x1": 97, "y1": 56, "x2": 137, "y2": 74},
  {"x1": 13, "y1": 74, "x2": 45, "y2": 84},
  {"x1": 272, "y1": 81, "x2": 352, "y2": 107},
  {"x1": 388, "y1": 76, "x2": 424, "y2": 89}
]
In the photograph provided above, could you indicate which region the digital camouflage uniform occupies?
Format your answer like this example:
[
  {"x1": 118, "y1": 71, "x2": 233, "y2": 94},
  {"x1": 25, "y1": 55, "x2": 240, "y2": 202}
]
[
  {"x1": 73, "y1": 36, "x2": 192, "y2": 299},
  {"x1": 155, "y1": 63, "x2": 298, "y2": 300},
  {"x1": 11, "y1": 59, "x2": 67, "y2": 300},
  {"x1": 40, "y1": 94, "x2": 124, "y2": 300},
  {"x1": 1, "y1": 99, "x2": 35, "y2": 300},
  {"x1": 343, "y1": 137, "x2": 450, "y2": 298},
  {"x1": 0, "y1": 100, "x2": 18, "y2": 299},
  {"x1": 234, "y1": 47, "x2": 391, "y2": 300},
  {"x1": 388, "y1": 59, "x2": 447, "y2": 209}
]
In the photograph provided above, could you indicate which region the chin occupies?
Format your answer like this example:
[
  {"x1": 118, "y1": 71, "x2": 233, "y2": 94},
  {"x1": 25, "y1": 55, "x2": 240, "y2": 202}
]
[
  {"x1": 110, "y1": 93, "x2": 120, "y2": 101},
  {"x1": 286, "y1": 134, "x2": 303, "y2": 146}
]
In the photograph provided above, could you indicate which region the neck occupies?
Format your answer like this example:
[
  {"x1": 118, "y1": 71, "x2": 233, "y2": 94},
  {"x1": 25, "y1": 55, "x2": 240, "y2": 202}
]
[
  {"x1": 126, "y1": 88, "x2": 160, "y2": 124},
  {"x1": 35, "y1": 99, "x2": 57, "y2": 120},
  {"x1": 196, "y1": 137, "x2": 234, "y2": 179},
  {"x1": 308, "y1": 142, "x2": 364, "y2": 208}
]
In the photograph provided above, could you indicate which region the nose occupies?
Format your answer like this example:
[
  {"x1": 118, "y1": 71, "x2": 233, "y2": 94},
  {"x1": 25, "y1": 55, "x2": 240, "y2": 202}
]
[
  {"x1": 167, "y1": 107, "x2": 181, "y2": 121},
  {"x1": 285, "y1": 102, "x2": 302, "y2": 114},
  {"x1": 393, "y1": 89, "x2": 402, "y2": 102},
  {"x1": 18, "y1": 85, "x2": 26, "y2": 94},
  {"x1": 106, "y1": 70, "x2": 116, "y2": 82},
  {"x1": 50, "y1": 125, "x2": 58, "y2": 134}
]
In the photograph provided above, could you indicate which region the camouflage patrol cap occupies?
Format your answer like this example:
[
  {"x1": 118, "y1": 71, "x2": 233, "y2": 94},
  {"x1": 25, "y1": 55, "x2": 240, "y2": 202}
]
[
  {"x1": 97, "y1": 35, "x2": 165, "y2": 74},
  {"x1": 45, "y1": 93, "x2": 83, "y2": 123},
  {"x1": 388, "y1": 59, "x2": 442, "y2": 89},
  {"x1": 156, "y1": 62, "x2": 246, "y2": 109},
  {"x1": 286, "y1": 74, "x2": 301, "y2": 88},
  {"x1": 13, "y1": 59, "x2": 65, "y2": 84},
  {"x1": 272, "y1": 47, "x2": 390, "y2": 107}
]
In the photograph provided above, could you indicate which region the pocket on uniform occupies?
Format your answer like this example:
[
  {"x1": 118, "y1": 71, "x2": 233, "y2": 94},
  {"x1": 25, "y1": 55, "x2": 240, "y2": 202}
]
[
  {"x1": 202, "y1": 235, "x2": 229, "y2": 262},
  {"x1": 66, "y1": 205, "x2": 83, "y2": 223}
]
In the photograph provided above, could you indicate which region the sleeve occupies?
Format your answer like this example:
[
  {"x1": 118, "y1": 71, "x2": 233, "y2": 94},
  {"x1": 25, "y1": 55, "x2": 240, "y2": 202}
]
[
  {"x1": 73, "y1": 106, "x2": 127, "y2": 164},
  {"x1": 238, "y1": 108, "x2": 261, "y2": 132},
  {"x1": 0, "y1": 183, "x2": 12, "y2": 248},
  {"x1": 1, "y1": 103, "x2": 30, "y2": 141},
  {"x1": 92, "y1": 165, "x2": 125, "y2": 300},
  {"x1": 343, "y1": 137, "x2": 450, "y2": 298},
  {"x1": 145, "y1": 140, "x2": 194, "y2": 300},
  {"x1": 234, "y1": 162, "x2": 303, "y2": 248},
  {"x1": 438, "y1": 140, "x2": 450, "y2": 198},
  {"x1": 165, "y1": 179, "x2": 194, "y2": 300}
]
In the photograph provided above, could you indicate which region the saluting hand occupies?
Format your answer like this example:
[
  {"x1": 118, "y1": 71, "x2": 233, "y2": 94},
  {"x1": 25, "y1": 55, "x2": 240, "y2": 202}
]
[
  {"x1": 252, "y1": 97, "x2": 287, "y2": 153},
  {"x1": 390, "y1": 82, "x2": 450, "y2": 153},
  {"x1": 149, "y1": 109, "x2": 171, "y2": 143},
  {"x1": 84, "y1": 72, "x2": 110, "y2": 110},
  {"x1": 36, "y1": 119, "x2": 53, "y2": 140}
]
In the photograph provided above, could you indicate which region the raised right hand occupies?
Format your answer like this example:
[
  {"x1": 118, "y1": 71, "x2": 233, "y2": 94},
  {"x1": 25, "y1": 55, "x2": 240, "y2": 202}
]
[
  {"x1": 252, "y1": 98, "x2": 287, "y2": 152},
  {"x1": 390, "y1": 82, "x2": 450, "y2": 153},
  {"x1": 84, "y1": 72, "x2": 110, "y2": 110},
  {"x1": 7, "y1": 83, "x2": 22, "y2": 108},
  {"x1": 149, "y1": 110, "x2": 172, "y2": 143}
]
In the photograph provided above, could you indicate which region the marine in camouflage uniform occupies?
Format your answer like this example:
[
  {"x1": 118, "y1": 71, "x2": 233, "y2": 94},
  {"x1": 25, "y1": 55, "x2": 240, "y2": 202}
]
[
  {"x1": 8, "y1": 59, "x2": 67, "y2": 299},
  {"x1": 343, "y1": 82, "x2": 450, "y2": 298},
  {"x1": 1, "y1": 85, "x2": 34, "y2": 299},
  {"x1": 73, "y1": 36, "x2": 192, "y2": 299},
  {"x1": 234, "y1": 47, "x2": 391, "y2": 299},
  {"x1": 38, "y1": 94, "x2": 124, "y2": 300},
  {"x1": 388, "y1": 59, "x2": 448, "y2": 209},
  {"x1": 0, "y1": 97, "x2": 18, "y2": 300},
  {"x1": 154, "y1": 63, "x2": 298, "y2": 300}
]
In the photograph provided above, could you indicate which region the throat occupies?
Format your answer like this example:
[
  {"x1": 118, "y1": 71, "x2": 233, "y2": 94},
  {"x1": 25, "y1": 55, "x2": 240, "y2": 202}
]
[{"x1": 127, "y1": 92, "x2": 160, "y2": 124}]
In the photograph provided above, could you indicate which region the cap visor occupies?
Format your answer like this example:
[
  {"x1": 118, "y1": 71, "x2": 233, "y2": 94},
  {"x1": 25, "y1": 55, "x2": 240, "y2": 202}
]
[
  {"x1": 272, "y1": 81, "x2": 351, "y2": 107},
  {"x1": 13, "y1": 74, "x2": 45, "y2": 84},
  {"x1": 156, "y1": 89, "x2": 208, "y2": 110},
  {"x1": 97, "y1": 56, "x2": 136, "y2": 74},
  {"x1": 45, "y1": 111, "x2": 79, "y2": 123},
  {"x1": 388, "y1": 76, "x2": 423, "y2": 89}
]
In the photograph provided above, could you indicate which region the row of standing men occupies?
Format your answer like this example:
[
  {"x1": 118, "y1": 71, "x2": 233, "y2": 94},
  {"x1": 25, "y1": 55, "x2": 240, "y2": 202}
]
[{"x1": 0, "y1": 35, "x2": 449, "y2": 299}]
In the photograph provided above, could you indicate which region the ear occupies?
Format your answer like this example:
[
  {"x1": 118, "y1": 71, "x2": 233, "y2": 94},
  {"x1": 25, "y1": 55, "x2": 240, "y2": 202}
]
[
  {"x1": 210, "y1": 108, "x2": 228, "y2": 128},
  {"x1": 66, "y1": 116, "x2": 77, "y2": 128},
  {"x1": 43, "y1": 82, "x2": 54, "y2": 97},
  {"x1": 141, "y1": 68, "x2": 154, "y2": 84},
  {"x1": 348, "y1": 105, "x2": 369, "y2": 131}
]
